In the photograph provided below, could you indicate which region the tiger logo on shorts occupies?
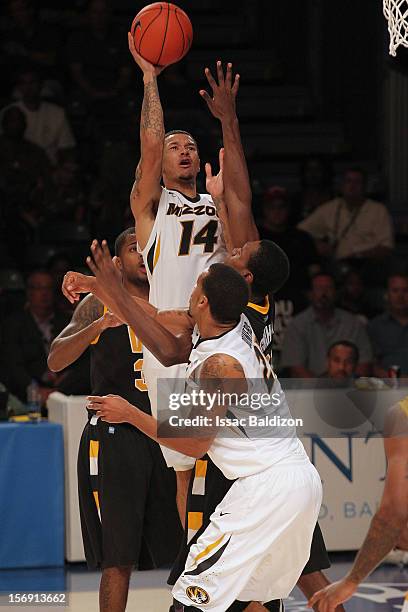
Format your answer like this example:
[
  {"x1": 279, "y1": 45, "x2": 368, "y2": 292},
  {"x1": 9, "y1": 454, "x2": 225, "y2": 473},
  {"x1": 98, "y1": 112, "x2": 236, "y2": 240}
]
[{"x1": 186, "y1": 586, "x2": 210, "y2": 604}]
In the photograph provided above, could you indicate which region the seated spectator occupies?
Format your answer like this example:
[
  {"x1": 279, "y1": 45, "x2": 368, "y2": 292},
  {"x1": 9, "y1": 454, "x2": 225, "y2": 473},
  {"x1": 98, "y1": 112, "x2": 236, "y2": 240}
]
[
  {"x1": 67, "y1": 0, "x2": 131, "y2": 108},
  {"x1": 368, "y1": 273, "x2": 408, "y2": 377},
  {"x1": 338, "y1": 269, "x2": 378, "y2": 323},
  {"x1": 291, "y1": 156, "x2": 333, "y2": 223},
  {"x1": 0, "y1": 106, "x2": 52, "y2": 236},
  {"x1": 321, "y1": 341, "x2": 359, "y2": 380},
  {"x1": 280, "y1": 272, "x2": 373, "y2": 377},
  {"x1": 0, "y1": 0, "x2": 62, "y2": 98},
  {"x1": 2, "y1": 269, "x2": 69, "y2": 405},
  {"x1": 1, "y1": 66, "x2": 76, "y2": 164},
  {"x1": 259, "y1": 186, "x2": 320, "y2": 290},
  {"x1": 298, "y1": 167, "x2": 394, "y2": 263},
  {"x1": 0, "y1": 106, "x2": 51, "y2": 202},
  {"x1": 258, "y1": 186, "x2": 320, "y2": 371},
  {"x1": 44, "y1": 149, "x2": 86, "y2": 223}
]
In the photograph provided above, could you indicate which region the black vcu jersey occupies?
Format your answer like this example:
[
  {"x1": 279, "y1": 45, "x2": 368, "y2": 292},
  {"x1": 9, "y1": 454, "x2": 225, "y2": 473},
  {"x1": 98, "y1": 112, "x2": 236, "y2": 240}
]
[
  {"x1": 169, "y1": 297, "x2": 329, "y2": 587},
  {"x1": 90, "y1": 318, "x2": 150, "y2": 410},
  {"x1": 78, "y1": 309, "x2": 182, "y2": 570}
]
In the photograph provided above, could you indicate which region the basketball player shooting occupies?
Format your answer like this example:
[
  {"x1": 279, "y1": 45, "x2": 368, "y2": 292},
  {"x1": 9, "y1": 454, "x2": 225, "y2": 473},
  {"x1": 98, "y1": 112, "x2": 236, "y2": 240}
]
[{"x1": 126, "y1": 28, "x2": 258, "y2": 518}]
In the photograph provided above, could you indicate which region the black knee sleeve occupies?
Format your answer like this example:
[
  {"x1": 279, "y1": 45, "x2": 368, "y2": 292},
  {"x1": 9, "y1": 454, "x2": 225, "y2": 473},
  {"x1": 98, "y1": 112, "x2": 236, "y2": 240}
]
[
  {"x1": 172, "y1": 600, "x2": 203, "y2": 612},
  {"x1": 226, "y1": 600, "x2": 283, "y2": 612}
]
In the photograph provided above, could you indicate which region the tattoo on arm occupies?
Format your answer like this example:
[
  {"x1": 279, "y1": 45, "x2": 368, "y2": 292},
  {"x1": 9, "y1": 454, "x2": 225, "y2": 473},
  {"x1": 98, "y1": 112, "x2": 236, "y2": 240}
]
[
  {"x1": 63, "y1": 295, "x2": 103, "y2": 336},
  {"x1": 141, "y1": 79, "x2": 164, "y2": 140},
  {"x1": 348, "y1": 514, "x2": 401, "y2": 583}
]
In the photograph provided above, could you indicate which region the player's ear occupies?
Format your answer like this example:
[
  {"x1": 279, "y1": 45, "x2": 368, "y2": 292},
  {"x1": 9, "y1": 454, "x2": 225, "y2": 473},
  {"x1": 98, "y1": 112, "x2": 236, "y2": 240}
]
[
  {"x1": 113, "y1": 256, "x2": 122, "y2": 271},
  {"x1": 243, "y1": 269, "x2": 253, "y2": 286}
]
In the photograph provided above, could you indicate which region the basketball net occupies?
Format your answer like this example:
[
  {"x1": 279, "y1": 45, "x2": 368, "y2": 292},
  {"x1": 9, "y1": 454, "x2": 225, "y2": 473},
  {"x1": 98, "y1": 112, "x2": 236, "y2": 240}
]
[{"x1": 384, "y1": 0, "x2": 408, "y2": 55}]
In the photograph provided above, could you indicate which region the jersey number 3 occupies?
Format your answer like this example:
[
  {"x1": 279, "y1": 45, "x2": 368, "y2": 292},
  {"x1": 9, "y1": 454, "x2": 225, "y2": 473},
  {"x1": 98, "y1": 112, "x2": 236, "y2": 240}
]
[
  {"x1": 178, "y1": 220, "x2": 218, "y2": 256},
  {"x1": 128, "y1": 327, "x2": 148, "y2": 392}
]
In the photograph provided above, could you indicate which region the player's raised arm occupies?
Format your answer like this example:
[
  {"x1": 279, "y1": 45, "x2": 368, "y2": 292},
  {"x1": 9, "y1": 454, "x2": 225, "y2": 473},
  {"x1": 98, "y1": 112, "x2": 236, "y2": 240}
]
[
  {"x1": 200, "y1": 61, "x2": 259, "y2": 247},
  {"x1": 128, "y1": 32, "x2": 164, "y2": 249}
]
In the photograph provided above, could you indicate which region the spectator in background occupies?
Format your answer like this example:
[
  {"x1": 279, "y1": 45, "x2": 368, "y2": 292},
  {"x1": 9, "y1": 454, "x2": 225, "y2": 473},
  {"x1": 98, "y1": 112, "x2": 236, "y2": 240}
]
[
  {"x1": 338, "y1": 269, "x2": 378, "y2": 323},
  {"x1": 0, "y1": 106, "x2": 52, "y2": 235},
  {"x1": 2, "y1": 269, "x2": 69, "y2": 405},
  {"x1": 258, "y1": 186, "x2": 320, "y2": 371},
  {"x1": 291, "y1": 156, "x2": 333, "y2": 224},
  {"x1": 298, "y1": 167, "x2": 394, "y2": 264},
  {"x1": 368, "y1": 274, "x2": 408, "y2": 377},
  {"x1": 44, "y1": 149, "x2": 85, "y2": 223},
  {"x1": 280, "y1": 272, "x2": 373, "y2": 377},
  {"x1": 321, "y1": 341, "x2": 359, "y2": 380},
  {"x1": 67, "y1": 0, "x2": 131, "y2": 108},
  {"x1": 0, "y1": 106, "x2": 51, "y2": 200},
  {"x1": 1, "y1": 0, "x2": 61, "y2": 98},
  {"x1": 1, "y1": 67, "x2": 76, "y2": 164}
]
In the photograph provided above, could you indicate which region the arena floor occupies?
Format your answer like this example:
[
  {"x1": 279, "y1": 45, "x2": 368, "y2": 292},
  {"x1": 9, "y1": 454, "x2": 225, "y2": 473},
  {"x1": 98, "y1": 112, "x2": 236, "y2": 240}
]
[{"x1": 0, "y1": 554, "x2": 407, "y2": 611}]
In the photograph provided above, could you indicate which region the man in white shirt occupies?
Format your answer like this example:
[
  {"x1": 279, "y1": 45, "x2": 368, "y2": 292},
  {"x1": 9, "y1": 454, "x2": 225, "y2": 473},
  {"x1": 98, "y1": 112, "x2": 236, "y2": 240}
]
[
  {"x1": 2, "y1": 67, "x2": 76, "y2": 164},
  {"x1": 298, "y1": 167, "x2": 394, "y2": 261}
]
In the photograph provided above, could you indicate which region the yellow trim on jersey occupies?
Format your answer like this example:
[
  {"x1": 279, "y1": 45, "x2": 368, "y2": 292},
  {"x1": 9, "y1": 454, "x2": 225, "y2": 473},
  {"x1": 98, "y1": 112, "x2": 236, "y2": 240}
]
[
  {"x1": 193, "y1": 535, "x2": 225, "y2": 565},
  {"x1": 90, "y1": 305, "x2": 108, "y2": 345},
  {"x1": 188, "y1": 512, "x2": 203, "y2": 531},
  {"x1": 399, "y1": 396, "x2": 408, "y2": 417},
  {"x1": 93, "y1": 490, "x2": 100, "y2": 511},
  {"x1": 247, "y1": 296, "x2": 270, "y2": 315},
  {"x1": 153, "y1": 234, "x2": 161, "y2": 270},
  {"x1": 195, "y1": 459, "x2": 208, "y2": 479},
  {"x1": 89, "y1": 440, "x2": 99, "y2": 459}
]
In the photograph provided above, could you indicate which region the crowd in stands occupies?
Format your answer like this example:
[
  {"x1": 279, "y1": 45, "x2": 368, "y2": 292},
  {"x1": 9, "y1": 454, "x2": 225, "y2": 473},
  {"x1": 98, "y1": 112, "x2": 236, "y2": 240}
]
[{"x1": 0, "y1": 0, "x2": 407, "y2": 413}]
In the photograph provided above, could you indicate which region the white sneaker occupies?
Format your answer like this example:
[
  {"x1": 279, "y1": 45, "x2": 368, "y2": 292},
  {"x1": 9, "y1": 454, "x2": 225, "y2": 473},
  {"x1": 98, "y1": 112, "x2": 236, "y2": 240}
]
[{"x1": 382, "y1": 549, "x2": 408, "y2": 565}]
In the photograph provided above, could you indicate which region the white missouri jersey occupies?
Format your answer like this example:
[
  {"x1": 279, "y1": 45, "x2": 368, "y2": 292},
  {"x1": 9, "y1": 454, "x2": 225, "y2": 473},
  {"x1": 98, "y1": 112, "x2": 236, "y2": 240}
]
[
  {"x1": 140, "y1": 187, "x2": 226, "y2": 310},
  {"x1": 186, "y1": 314, "x2": 306, "y2": 479}
]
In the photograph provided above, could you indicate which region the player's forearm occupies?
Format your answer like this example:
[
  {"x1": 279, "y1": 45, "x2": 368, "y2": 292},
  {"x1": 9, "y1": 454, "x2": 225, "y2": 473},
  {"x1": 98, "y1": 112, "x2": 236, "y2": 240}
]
[
  {"x1": 221, "y1": 116, "x2": 259, "y2": 244},
  {"x1": 125, "y1": 406, "x2": 209, "y2": 458},
  {"x1": 113, "y1": 289, "x2": 190, "y2": 366},
  {"x1": 140, "y1": 72, "x2": 165, "y2": 151},
  {"x1": 212, "y1": 195, "x2": 234, "y2": 253},
  {"x1": 346, "y1": 510, "x2": 405, "y2": 585},
  {"x1": 48, "y1": 319, "x2": 105, "y2": 372}
]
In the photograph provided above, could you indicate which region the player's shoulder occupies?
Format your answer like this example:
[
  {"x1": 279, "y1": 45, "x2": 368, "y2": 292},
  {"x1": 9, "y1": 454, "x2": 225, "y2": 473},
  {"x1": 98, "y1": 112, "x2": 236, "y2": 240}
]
[{"x1": 384, "y1": 398, "x2": 408, "y2": 438}]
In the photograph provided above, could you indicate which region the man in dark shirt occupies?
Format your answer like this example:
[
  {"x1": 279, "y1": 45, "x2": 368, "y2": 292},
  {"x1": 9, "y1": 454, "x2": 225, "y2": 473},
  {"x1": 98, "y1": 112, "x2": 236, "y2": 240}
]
[
  {"x1": 3, "y1": 269, "x2": 68, "y2": 404},
  {"x1": 368, "y1": 274, "x2": 408, "y2": 376}
]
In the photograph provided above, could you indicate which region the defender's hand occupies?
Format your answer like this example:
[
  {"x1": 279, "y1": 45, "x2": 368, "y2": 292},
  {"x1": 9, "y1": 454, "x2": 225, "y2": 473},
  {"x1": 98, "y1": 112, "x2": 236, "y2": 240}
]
[
  {"x1": 62, "y1": 271, "x2": 96, "y2": 304},
  {"x1": 200, "y1": 61, "x2": 240, "y2": 120},
  {"x1": 308, "y1": 578, "x2": 358, "y2": 611},
  {"x1": 86, "y1": 240, "x2": 122, "y2": 290},
  {"x1": 87, "y1": 394, "x2": 133, "y2": 424},
  {"x1": 101, "y1": 311, "x2": 125, "y2": 330},
  {"x1": 205, "y1": 148, "x2": 224, "y2": 200}
]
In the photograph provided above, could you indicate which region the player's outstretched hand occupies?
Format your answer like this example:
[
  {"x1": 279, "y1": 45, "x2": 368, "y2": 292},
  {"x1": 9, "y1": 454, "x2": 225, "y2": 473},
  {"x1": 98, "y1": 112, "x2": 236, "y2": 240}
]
[
  {"x1": 307, "y1": 578, "x2": 357, "y2": 611},
  {"x1": 200, "y1": 60, "x2": 240, "y2": 121},
  {"x1": 87, "y1": 394, "x2": 133, "y2": 424},
  {"x1": 62, "y1": 271, "x2": 96, "y2": 304},
  {"x1": 205, "y1": 147, "x2": 224, "y2": 201},
  {"x1": 86, "y1": 240, "x2": 121, "y2": 291},
  {"x1": 128, "y1": 32, "x2": 164, "y2": 76}
]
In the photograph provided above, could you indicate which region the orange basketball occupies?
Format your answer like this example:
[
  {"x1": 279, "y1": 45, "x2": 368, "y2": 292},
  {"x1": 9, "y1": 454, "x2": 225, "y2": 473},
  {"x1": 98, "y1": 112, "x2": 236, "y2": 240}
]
[{"x1": 131, "y1": 2, "x2": 193, "y2": 68}]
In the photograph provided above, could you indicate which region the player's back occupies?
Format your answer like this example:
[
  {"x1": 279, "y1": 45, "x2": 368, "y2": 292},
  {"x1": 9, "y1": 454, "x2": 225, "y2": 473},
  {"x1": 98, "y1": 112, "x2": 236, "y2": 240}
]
[
  {"x1": 186, "y1": 314, "x2": 306, "y2": 479},
  {"x1": 140, "y1": 188, "x2": 226, "y2": 309}
]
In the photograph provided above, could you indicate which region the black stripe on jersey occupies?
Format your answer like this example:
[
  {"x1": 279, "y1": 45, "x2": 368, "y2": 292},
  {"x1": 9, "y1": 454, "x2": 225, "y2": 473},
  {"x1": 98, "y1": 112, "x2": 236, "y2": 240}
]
[
  {"x1": 184, "y1": 537, "x2": 231, "y2": 576},
  {"x1": 146, "y1": 236, "x2": 157, "y2": 275}
]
